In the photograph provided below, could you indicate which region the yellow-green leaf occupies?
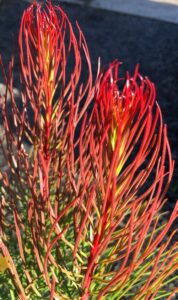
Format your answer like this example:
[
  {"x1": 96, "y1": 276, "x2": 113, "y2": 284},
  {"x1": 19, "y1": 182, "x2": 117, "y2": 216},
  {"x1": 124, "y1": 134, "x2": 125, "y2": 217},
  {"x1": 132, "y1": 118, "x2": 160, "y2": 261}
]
[{"x1": 0, "y1": 254, "x2": 9, "y2": 272}]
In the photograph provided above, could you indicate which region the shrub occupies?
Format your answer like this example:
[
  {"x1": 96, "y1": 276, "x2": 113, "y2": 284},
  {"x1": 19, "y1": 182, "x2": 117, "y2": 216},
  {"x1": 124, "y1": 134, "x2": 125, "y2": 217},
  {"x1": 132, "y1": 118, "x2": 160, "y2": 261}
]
[{"x1": 0, "y1": 1, "x2": 177, "y2": 299}]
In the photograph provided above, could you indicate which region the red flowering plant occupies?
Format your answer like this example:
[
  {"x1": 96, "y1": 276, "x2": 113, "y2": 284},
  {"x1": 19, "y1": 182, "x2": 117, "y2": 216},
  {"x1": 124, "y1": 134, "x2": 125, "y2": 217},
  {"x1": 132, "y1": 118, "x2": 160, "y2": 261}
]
[{"x1": 0, "y1": 1, "x2": 177, "y2": 299}]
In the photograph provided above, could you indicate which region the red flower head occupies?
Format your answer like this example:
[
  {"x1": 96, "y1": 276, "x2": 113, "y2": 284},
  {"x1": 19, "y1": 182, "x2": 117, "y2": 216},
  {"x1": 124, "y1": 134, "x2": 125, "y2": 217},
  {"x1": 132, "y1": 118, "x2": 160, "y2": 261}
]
[
  {"x1": 83, "y1": 62, "x2": 178, "y2": 298},
  {"x1": 19, "y1": 0, "x2": 93, "y2": 159}
]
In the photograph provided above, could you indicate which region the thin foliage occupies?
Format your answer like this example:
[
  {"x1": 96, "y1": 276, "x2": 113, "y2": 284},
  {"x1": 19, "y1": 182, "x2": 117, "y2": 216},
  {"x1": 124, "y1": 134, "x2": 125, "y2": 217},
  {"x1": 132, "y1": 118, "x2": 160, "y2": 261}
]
[{"x1": 0, "y1": 1, "x2": 177, "y2": 299}]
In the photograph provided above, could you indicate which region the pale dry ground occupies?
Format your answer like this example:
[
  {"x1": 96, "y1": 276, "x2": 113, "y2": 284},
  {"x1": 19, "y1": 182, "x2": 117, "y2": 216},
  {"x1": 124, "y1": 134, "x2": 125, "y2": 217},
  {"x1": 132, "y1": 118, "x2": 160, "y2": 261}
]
[
  {"x1": 61, "y1": 0, "x2": 178, "y2": 24},
  {"x1": 0, "y1": 84, "x2": 21, "y2": 171}
]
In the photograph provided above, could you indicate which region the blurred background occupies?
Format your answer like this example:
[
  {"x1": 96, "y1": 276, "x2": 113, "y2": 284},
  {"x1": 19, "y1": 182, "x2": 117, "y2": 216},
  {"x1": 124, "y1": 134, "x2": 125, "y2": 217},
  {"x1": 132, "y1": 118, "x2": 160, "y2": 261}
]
[{"x1": 0, "y1": 0, "x2": 178, "y2": 207}]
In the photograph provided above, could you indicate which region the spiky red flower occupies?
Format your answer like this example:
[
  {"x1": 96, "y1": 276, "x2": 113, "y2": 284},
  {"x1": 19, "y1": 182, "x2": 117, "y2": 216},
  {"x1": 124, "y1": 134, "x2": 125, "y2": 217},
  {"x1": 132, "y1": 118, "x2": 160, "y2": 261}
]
[
  {"x1": 79, "y1": 62, "x2": 178, "y2": 298},
  {"x1": 0, "y1": 1, "x2": 93, "y2": 298}
]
